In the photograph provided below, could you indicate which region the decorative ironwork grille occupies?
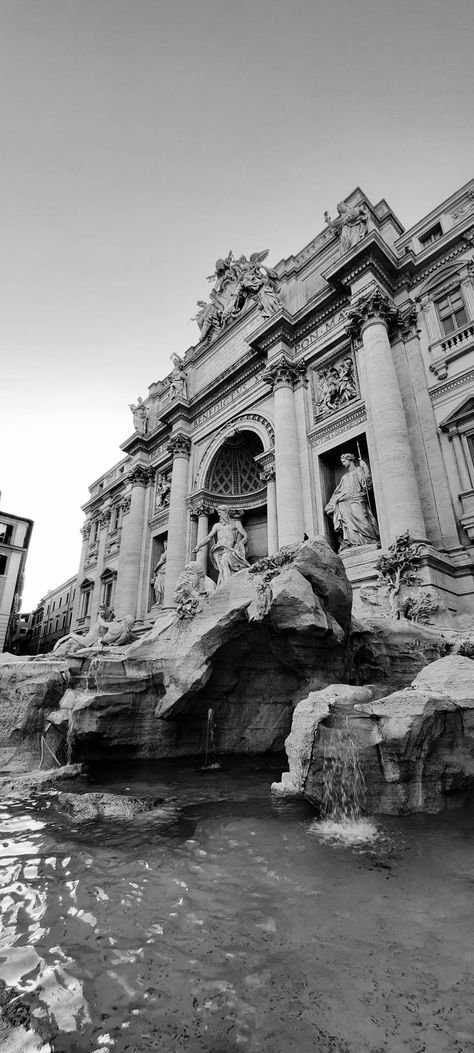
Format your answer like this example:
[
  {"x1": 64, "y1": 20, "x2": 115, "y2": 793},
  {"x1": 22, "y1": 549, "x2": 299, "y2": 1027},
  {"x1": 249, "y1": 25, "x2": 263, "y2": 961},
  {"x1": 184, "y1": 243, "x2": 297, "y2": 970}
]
[{"x1": 206, "y1": 433, "x2": 263, "y2": 496}]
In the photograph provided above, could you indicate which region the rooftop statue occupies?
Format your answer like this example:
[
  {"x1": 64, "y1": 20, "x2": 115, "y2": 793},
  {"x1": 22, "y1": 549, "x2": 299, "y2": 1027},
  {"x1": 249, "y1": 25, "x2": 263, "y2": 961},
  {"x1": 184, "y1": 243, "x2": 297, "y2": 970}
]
[
  {"x1": 324, "y1": 201, "x2": 369, "y2": 255},
  {"x1": 129, "y1": 396, "x2": 149, "y2": 435},
  {"x1": 168, "y1": 354, "x2": 188, "y2": 400},
  {"x1": 192, "y1": 249, "x2": 282, "y2": 343}
]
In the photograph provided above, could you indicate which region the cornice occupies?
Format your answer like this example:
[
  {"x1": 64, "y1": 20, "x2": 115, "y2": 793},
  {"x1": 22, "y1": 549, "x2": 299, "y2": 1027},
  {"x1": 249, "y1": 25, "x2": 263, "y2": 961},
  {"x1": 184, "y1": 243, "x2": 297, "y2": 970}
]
[
  {"x1": 308, "y1": 404, "x2": 367, "y2": 446},
  {"x1": 321, "y1": 231, "x2": 400, "y2": 294},
  {"x1": 247, "y1": 310, "x2": 295, "y2": 355},
  {"x1": 430, "y1": 366, "x2": 474, "y2": 403}
]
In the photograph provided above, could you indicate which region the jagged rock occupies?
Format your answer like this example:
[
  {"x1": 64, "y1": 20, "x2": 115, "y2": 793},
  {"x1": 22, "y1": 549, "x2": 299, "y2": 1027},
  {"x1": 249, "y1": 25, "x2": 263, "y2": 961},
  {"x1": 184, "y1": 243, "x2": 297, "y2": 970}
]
[
  {"x1": 273, "y1": 656, "x2": 474, "y2": 815},
  {"x1": 0, "y1": 659, "x2": 69, "y2": 770},
  {"x1": 348, "y1": 615, "x2": 448, "y2": 690},
  {"x1": 50, "y1": 790, "x2": 176, "y2": 822},
  {"x1": 0, "y1": 764, "x2": 83, "y2": 797},
  {"x1": 43, "y1": 539, "x2": 353, "y2": 760}
]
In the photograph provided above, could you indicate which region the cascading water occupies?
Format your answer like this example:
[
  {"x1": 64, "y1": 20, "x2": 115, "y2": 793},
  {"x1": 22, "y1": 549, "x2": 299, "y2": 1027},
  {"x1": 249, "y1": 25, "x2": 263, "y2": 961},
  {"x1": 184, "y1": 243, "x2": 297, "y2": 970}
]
[
  {"x1": 201, "y1": 707, "x2": 221, "y2": 771},
  {"x1": 312, "y1": 716, "x2": 379, "y2": 845}
]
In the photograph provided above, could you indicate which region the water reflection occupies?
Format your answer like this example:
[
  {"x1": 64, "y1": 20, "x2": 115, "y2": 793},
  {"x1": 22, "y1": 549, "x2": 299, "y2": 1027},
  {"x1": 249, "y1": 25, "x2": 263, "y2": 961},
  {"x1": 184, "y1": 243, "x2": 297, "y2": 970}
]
[{"x1": 0, "y1": 762, "x2": 473, "y2": 1052}]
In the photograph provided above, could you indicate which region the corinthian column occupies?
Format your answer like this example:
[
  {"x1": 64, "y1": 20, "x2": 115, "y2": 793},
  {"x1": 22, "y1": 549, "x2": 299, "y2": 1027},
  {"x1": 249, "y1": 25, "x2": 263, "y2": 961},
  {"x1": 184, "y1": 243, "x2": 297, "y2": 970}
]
[
  {"x1": 163, "y1": 433, "x2": 191, "y2": 604},
  {"x1": 347, "y1": 286, "x2": 426, "y2": 541},
  {"x1": 114, "y1": 466, "x2": 151, "y2": 619},
  {"x1": 262, "y1": 357, "x2": 305, "y2": 546},
  {"x1": 259, "y1": 466, "x2": 278, "y2": 554},
  {"x1": 193, "y1": 502, "x2": 211, "y2": 570}
]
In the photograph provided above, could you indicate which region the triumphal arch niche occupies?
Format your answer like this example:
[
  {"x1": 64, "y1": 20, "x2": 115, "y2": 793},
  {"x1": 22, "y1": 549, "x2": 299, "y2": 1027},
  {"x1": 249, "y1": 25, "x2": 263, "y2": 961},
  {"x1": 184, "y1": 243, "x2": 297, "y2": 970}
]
[{"x1": 191, "y1": 417, "x2": 276, "y2": 581}]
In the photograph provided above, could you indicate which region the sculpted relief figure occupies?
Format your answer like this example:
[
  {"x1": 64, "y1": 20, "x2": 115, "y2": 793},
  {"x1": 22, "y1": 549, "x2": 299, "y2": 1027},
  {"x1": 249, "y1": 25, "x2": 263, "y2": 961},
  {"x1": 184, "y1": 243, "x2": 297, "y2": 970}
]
[
  {"x1": 129, "y1": 396, "x2": 149, "y2": 435},
  {"x1": 168, "y1": 354, "x2": 188, "y2": 400},
  {"x1": 192, "y1": 249, "x2": 282, "y2": 343},
  {"x1": 325, "y1": 453, "x2": 379, "y2": 551},
  {"x1": 154, "y1": 474, "x2": 171, "y2": 510},
  {"x1": 193, "y1": 506, "x2": 250, "y2": 586},
  {"x1": 324, "y1": 201, "x2": 369, "y2": 255},
  {"x1": 317, "y1": 356, "x2": 357, "y2": 416}
]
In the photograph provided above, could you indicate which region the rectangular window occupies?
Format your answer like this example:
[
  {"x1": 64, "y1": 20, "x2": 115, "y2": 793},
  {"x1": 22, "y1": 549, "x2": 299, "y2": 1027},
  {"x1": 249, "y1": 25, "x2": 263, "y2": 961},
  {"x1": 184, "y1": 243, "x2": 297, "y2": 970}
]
[
  {"x1": 436, "y1": 287, "x2": 468, "y2": 335},
  {"x1": 58, "y1": 596, "x2": 62, "y2": 607},
  {"x1": 0, "y1": 554, "x2": 7, "y2": 575},
  {"x1": 103, "y1": 580, "x2": 114, "y2": 608},
  {"x1": 62, "y1": 615, "x2": 66, "y2": 628},
  {"x1": 82, "y1": 591, "x2": 91, "y2": 618},
  {"x1": 55, "y1": 618, "x2": 59, "y2": 632},
  {"x1": 419, "y1": 223, "x2": 443, "y2": 247},
  {"x1": 0, "y1": 523, "x2": 13, "y2": 544},
  {"x1": 65, "y1": 592, "x2": 69, "y2": 605}
]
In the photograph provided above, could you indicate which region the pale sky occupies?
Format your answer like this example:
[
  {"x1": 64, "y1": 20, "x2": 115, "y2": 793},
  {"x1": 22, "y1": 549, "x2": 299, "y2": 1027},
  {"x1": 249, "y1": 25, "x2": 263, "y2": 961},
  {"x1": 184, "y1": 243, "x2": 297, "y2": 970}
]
[{"x1": 1, "y1": 0, "x2": 473, "y2": 610}]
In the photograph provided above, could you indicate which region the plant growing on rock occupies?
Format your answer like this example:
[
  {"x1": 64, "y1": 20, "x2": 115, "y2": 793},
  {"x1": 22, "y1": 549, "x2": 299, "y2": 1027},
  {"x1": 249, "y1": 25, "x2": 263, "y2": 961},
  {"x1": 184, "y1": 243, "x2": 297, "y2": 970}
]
[
  {"x1": 398, "y1": 592, "x2": 439, "y2": 624},
  {"x1": 375, "y1": 531, "x2": 425, "y2": 618}
]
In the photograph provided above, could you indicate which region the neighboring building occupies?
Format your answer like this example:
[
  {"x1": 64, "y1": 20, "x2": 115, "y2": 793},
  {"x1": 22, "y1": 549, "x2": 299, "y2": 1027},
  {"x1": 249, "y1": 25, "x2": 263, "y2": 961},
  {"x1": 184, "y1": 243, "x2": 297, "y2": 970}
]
[
  {"x1": 35, "y1": 576, "x2": 77, "y2": 653},
  {"x1": 71, "y1": 178, "x2": 474, "y2": 634},
  {"x1": 0, "y1": 510, "x2": 33, "y2": 652}
]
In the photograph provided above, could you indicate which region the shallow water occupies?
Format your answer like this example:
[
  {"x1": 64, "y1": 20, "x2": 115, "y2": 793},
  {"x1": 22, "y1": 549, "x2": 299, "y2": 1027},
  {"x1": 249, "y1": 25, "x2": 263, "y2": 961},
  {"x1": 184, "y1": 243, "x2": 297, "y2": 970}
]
[{"x1": 1, "y1": 757, "x2": 474, "y2": 1052}]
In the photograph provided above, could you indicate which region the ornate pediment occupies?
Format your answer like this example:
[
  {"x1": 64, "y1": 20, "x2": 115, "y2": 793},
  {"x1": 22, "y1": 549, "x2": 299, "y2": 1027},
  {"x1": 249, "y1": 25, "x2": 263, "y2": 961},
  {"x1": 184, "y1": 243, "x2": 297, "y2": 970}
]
[
  {"x1": 192, "y1": 250, "x2": 282, "y2": 344},
  {"x1": 440, "y1": 396, "x2": 474, "y2": 432}
]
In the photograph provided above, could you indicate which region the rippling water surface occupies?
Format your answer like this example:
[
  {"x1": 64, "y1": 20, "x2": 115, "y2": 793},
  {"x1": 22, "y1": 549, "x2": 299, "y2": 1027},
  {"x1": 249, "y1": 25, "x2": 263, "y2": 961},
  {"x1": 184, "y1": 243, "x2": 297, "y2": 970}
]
[{"x1": 1, "y1": 758, "x2": 473, "y2": 1052}]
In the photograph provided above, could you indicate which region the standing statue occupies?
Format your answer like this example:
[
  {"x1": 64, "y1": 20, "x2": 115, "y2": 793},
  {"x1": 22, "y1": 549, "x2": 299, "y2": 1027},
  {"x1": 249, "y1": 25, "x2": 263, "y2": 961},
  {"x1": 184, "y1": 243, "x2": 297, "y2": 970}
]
[
  {"x1": 151, "y1": 541, "x2": 167, "y2": 605},
  {"x1": 193, "y1": 506, "x2": 250, "y2": 586},
  {"x1": 129, "y1": 397, "x2": 149, "y2": 435},
  {"x1": 168, "y1": 354, "x2": 188, "y2": 400},
  {"x1": 325, "y1": 453, "x2": 379, "y2": 550},
  {"x1": 324, "y1": 202, "x2": 369, "y2": 255}
]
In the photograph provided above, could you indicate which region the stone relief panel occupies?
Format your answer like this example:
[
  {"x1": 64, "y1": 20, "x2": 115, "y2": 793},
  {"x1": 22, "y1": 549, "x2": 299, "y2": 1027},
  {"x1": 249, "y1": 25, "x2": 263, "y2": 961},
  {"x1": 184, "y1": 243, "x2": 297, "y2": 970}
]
[{"x1": 310, "y1": 350, "x2": 359, "y2": 423}]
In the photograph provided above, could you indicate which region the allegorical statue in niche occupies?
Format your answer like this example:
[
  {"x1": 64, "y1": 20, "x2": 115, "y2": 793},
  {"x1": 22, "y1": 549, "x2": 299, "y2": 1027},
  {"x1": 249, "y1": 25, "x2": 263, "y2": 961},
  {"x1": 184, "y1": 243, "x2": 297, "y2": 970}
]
[
  {"x1": 193, "y1": 506, "x2": 250, "y2": 586},
  {"x1": 151, "y1": 541, "x2": 167, "y2": 605},
  {"x1": 192, "y1": 249, "x2": 282, "y2": 343},
  {"x1": 324, "y1": 201, "x2": 369, "y2": 255},
  {"x1": 168, "y1": 354, "x2": 187, "y2": 400},
  {"x1": 325, "y1": 452, "x2": 379, "y2": 550},
  {"x1": 129, "y1": 396, "x2": 149, "y2": 435}
]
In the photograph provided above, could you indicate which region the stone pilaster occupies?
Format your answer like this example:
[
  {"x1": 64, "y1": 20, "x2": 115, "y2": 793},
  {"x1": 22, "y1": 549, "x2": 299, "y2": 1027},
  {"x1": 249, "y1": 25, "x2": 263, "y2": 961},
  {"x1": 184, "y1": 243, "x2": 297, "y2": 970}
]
[
  {"x1": 114, "y1": 466, "x2": 151, "y2": 619},
  {"x1": 163, "y1": 433, "x2": 192, "y2": 604},
  {"x1": 262, "y1": 356, "x2": 305, "y2": 546},
  {"x1": 346, "y1": 286, "x2": 426, "y2": 542},
  {"x1": 70, "y1": 520, "x2": 91, "y2": 630},
  {"x1": 89, "y1": 508, "x2": 111, "y2": 623},
  {"x1": 259, "y1": 466, "x2": 278, "y2": 554}
]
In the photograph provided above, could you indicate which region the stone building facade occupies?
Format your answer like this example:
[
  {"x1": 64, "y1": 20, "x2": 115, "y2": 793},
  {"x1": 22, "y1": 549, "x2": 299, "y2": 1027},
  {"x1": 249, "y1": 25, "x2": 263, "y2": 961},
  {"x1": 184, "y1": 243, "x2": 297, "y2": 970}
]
[
  {"x1": 0, "y1": 509, "x2": 33, "y2": 652},
  {"x1": 71, "y1": 179, "x2": 474, "y2": 631},
  {"x1": 34, "y1": 575, "x2": 77, "y2": 653}
]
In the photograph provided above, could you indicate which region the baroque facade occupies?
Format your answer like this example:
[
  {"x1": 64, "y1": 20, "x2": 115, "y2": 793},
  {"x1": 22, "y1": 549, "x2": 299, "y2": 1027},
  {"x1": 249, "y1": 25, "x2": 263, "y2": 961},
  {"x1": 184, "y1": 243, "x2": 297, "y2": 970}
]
[{"x1": 71, "y1": 179, "x2": 474, "y2": 631}]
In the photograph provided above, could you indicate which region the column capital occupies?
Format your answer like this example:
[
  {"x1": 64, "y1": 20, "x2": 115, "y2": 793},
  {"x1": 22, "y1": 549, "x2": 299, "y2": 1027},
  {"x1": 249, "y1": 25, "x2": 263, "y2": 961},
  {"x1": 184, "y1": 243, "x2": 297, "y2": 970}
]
[
  {"x1": 191, "y1": 500, "x2": 212, "y2": 518},
  {"x1": 345, "y1": 285, "x2": 398, "y2": 341},
  {"x1": 259, "y1": 465, "x2": 276, "y2": 483},
  {"x1": 99, "y1": 508, "x2": 112, "y2": 525},
  {"x1": 128, "y1": 464, "x2": 153, "y2": 488},
  {"x1": 81, "y1": 521, "x2": 91, "y2": 539},
  {"x1": 167, "y1": 432, "x2": 191, "y2": 458},
  {"x1": 121, "y1": 494, "x2": 132, "y2": 515},
  {"x1": 262, "y1": 355, "x2": 306, "y2": 391}
]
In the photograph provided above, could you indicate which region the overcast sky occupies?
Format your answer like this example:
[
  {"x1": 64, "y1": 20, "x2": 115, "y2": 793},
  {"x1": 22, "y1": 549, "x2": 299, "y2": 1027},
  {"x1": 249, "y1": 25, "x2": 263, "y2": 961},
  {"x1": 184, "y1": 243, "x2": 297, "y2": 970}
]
[{"x1": 1, "y1": 0, "x2": 473, "y2": 610}]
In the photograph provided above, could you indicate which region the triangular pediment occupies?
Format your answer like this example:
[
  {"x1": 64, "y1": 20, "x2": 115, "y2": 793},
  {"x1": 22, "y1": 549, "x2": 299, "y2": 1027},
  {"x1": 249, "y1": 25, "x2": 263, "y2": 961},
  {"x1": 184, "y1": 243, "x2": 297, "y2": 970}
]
[
  {"x1": 79, "y1": 577, "x2": 93, "y2": 590},
  {"x1": 440, "y1": 396, "x2": 474, "y2": 429}
]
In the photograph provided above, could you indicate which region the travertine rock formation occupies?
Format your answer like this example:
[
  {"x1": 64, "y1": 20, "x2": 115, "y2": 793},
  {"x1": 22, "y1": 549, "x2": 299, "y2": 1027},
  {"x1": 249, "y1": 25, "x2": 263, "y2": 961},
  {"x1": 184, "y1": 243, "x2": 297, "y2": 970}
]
[
  {"x1": 0, "y1": 658, "x2": 69, "y2": 772},
  {"x1": 273, "y1": 655, "x2": 474, "y2": 814}
]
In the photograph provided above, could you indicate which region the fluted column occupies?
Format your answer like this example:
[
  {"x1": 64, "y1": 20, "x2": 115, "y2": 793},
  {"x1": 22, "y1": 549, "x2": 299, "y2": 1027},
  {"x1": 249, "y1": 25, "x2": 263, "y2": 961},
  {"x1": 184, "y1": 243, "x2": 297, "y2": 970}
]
[
  {"x1": 262, "y1": 357, "x2": 305, "y2": 546},
  {"x1": 89, "y1": 508, "x2": 111, "y2": 623},
  {"x1": 70, "y1": 520, "x2": 91, "y2": 630},
  {"x1": 259, "y1": 466, "x2": 278, "y2": 553},
  {"x1": 347, "y1": 287, "x2": 426, "y2": 541},
  {"x1": 114, "y1": 466, "x2": 150, "y2": 618},
  {"x1": 163, "y1": 434, "x2": 192, "y2": 604},
  {"x1": 193, "y1": 502, "x2": 211, "y2": 570}
]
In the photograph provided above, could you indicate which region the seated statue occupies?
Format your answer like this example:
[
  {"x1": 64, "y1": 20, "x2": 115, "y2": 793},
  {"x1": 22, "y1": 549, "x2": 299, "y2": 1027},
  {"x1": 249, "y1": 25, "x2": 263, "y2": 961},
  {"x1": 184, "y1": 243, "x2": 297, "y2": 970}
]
[{"x1": 52, "y1": 606, "x2": 113, "y2": 656}]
